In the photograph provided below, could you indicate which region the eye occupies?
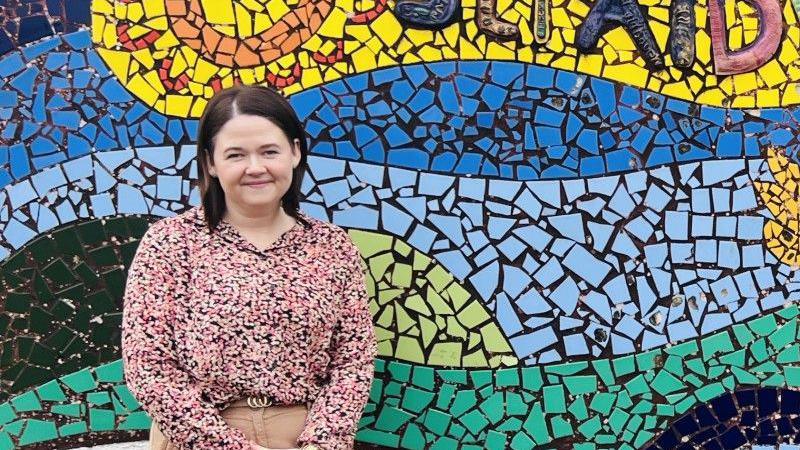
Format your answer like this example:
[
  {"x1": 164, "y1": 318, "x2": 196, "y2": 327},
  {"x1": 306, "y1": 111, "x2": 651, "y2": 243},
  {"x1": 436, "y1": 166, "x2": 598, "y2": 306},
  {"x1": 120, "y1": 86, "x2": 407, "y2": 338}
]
[{"x1": 226, "y1": 153, "x2": 242, "y2": 159}]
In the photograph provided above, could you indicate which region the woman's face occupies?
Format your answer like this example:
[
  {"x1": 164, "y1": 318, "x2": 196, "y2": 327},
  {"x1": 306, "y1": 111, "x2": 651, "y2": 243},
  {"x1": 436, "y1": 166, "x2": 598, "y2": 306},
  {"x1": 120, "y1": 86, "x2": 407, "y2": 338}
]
[{"x1": 207, "y1": 114, "x2": 301, "y2": 214}]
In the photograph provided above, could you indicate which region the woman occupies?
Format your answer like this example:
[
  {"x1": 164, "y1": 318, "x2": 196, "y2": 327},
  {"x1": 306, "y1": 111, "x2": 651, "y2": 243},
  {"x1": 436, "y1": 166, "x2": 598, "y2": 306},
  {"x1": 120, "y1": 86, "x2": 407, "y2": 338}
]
[{"x1": 121, "y1": 85, "x2": 377, "y2": 450}]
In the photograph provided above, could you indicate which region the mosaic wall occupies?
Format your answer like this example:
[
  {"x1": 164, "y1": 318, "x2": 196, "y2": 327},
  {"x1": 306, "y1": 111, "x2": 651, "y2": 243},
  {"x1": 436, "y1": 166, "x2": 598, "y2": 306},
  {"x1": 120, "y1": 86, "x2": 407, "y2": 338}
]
[{"x1": 4, "y1": 0, "x2": 800, "y2": 448}]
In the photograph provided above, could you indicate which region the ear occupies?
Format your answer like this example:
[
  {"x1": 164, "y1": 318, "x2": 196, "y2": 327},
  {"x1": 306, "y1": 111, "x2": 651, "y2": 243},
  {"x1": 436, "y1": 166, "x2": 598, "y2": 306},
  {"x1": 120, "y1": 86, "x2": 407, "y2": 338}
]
[
  {"x1": 206, "y1": 152, "x2": 217, "y2": 177},
  {"x1": 291, "y1": 138, "x2": 302, "y2": 169}
]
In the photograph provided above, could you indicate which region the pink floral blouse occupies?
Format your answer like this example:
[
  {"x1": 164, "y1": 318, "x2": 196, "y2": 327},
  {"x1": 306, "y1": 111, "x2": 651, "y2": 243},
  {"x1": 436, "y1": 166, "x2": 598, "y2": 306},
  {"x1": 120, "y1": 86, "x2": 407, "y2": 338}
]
[{"x1": 121, "y1": 205, "x2": 377, "y2": 450}]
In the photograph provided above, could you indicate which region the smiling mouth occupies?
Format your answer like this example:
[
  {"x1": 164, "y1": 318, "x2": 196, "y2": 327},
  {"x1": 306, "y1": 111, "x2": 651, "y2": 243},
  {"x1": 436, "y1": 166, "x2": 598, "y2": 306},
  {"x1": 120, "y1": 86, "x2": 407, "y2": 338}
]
[{"x1": 243, "y1": 181, "x2": 272, "y2": 186}]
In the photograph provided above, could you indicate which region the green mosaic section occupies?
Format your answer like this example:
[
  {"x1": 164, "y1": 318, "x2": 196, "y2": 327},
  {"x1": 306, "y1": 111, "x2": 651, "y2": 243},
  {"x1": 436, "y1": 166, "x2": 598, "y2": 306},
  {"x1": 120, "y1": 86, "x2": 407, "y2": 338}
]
[
  {"x1": 0, "y1": 216, "x2": 154, "y2": 402},
  {"x1": 4, "y1": 304, "x2": 800, "y2": 448},
  {"x1": 349, "y1": 229, "x2": 518, "y2": 368}
]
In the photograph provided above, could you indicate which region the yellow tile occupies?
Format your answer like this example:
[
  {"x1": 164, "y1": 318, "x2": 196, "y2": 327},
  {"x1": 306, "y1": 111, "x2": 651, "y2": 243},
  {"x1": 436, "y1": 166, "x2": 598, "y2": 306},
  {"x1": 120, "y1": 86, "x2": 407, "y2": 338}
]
[
  {"x1": 190, "y1": 98, "x2": 208, "y2": 117},
  {"x1": 235, "y1": 3, "x2": 253, "y2": 36},
  {"x1": 166, "y1": 94, "x2": 192, "y2": 116},
  {"x1": 604, "y1": 63, "x2": 649, "y2": 87},
  {"x1": 113, "y1": 2, "x2": 127, "y2": 20},
  {"x1": 646, "y1": 77, "x2": 662, "y2": 92},
  {"x1": 401, "y1": 52, "x2": 422, "y2": 64},
  {"x1": 649, "y1": 6, "x2": 669, "y2": 22},
  {"x1": 91, "y1": 14, "x2": 106, "y2": 43},
  {"x1": 201, "y1": 0, "x2": 235, "y2": 25},
  {"x1": 102, "y1": 19, "x2": 118, "y2": 48},
  {"x1": 128, "y1": 74, "x2": 160, "y2": 105},
  {"x1": 406, "y1": 29, "x2": 435, "y2": 46},
  {"x1": 486, "y1": 41, "x2": 516, "y2": 59},
  {"x1": 180, "y1": 46, "x2": 198, "y2": 66},
  {"x1": 617, "y1": 50, "x2": 633, "y2": 63},
  {"x1": 143, "y1": 17, "x2": 168, "y2": 30},
  {"x1": 514, "y1": 3, "x2": 531, "y2": 18},
  {"x1": 130, "y1": 48, "x2": 155, "y2": 70},
  {"x1": 444, "y1": 24, "x2": 460, "y2": 48},
  {"x1": 728, "y1": 25, "x2": 743, "y2": 49},
  {"x1": 695, "y1": 5, "x2": 706, "y2": 27},
  {"x1": 372, "y1": 13, "x2": 402, "y2": 47},
  {"x1": 781, "y1": 83, "x2": 800, "y2": 105},
  {"x1": 731, "y1": 95, "x2": 755, "y2": 107},
  {"x1": 547, "y1": 29, "x2": 565, "y2": 52},
  {"x1": 732, "y1": 72, "x2": 757, "y2": 94},
  {"x1": 457, "y1": 37, "x2": 480, "y2": 59},
  {"x1": 418, "y1": 44, "x2": 444, "y2": 60},
  {"x1": 498, "y1": 0, "x2": 514, "y2": 13},
  {"x1": 517, "y1": 46, "x2": 534, "y2": 62},
  {"x1": 779, "y1": 42, "x2": 800, "y2": 66},
  {"x1": 154, "y1": 29, "x2": 179, "y2": 51},
  {"x1": 378, "y1": 51, "x2": 400, "y2": 67},
  {"x1": 704, "y1": 74, "x2": 717, "y2": 87},
  {"x1": 352, "y1": 46, "x2": 377, "y2": 72},
  {"x1": 97, "y1": 49, "x2": 131, "y2": 84},
  {"x1": 300, "y1": 67, "x2": 324, "y2": 89},
  {"x1": 602, "y1": 44, "x2": 618, "y2": 63},
  {"x1": 787, "y1": 26, "x2": 800, "y2": 46},
  {"x1": 126, "y1": 24, "x2": 151, "y2": 40},
  {"x1": 758, "y1": 60, "x2": 788, "y2": 87},
  {"x1": 193, "y1": 57, "x2": 219, "y2": 83},
  {"x1": 93, "y1": 0, "x2": 114, "y2": 14},
  {"x1": 687, "y1": 75, "x2": 704, "y2": 93},
  {"x1": 695, "y1": 30, "x2": 711, "y2": 64},
  {"x1": 239, "y1": 68, "x2": 257, "y2": 85},
  {"x1": 188, "y1": 81, "x2": 204, "y2": 96},
  {"x1": 266, "y1": 0, "x2": 290, "y2": 22},
  {"x1": 661, "y1": 80, "x2": 690, "y2": 98},
  {"x1": 757, "y1": 88, "x2": 780, "y2": 107},
  {"x1": 718, "y1": 76, "x2": 734, "y2": 95},
  {"x1": 254, "y1": 12, "x2": 273, "y2": 34},
  {"x1": 318, "y1": 8, "x2": 347, "y2": 38},
  {"x1": 143, "y1": 71, "x2": 167, "y2": 94},
  {"x1": 551, "y1": 7, "x2": 572, "y2": 28},
  {"x1": 603, "y1": 27, "x2": 637, "y2": 51},
  {"x1": 127, "y1": 2, "x2": 144, "y2": 21},
  {"x1": 535, "y1": 52, "x2": 554, "y2": 65},
  {"x1": 551, "y1": 55, "x2": 576, "y2": 70},
  {"x1": 651, "y1": 21, "x2": 669, "y2": 49},
  {"x1": 576, "y1": 54, "x2": 603, "y2": 76},
  {"x1": 743, "y1": 29, "x2": 758, "y2": 44},
  {"x1": 365, "y1": 36, "x2": 384, "y2": 53},
  {"x1": 241, "y1": 0, "x2": 266, "y2": 11}
]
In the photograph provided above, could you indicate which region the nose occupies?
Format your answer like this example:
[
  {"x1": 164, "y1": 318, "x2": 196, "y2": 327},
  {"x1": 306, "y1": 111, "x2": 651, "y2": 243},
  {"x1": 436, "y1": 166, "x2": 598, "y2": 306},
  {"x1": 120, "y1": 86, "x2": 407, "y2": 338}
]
[{"x1": 244, "y1": 154, "x2": 267, "y2": 175}]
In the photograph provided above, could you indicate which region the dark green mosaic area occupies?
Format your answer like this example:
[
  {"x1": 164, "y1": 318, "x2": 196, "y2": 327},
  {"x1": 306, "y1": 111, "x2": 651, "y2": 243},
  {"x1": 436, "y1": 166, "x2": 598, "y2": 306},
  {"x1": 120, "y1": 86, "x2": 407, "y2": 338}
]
[{"x1": 0, "y1": 216, "x2": 155, "y2": 402}]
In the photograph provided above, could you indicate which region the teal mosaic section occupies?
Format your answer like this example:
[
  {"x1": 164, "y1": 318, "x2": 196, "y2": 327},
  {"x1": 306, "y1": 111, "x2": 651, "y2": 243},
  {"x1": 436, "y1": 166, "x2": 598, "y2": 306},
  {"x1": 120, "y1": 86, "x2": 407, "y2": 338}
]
[
  {"x1": 0, "y1": 216, "x2": 153, "y2": 401},
  {"x1": 4, "y1": 304, "x2": 800, "y2": 448}
]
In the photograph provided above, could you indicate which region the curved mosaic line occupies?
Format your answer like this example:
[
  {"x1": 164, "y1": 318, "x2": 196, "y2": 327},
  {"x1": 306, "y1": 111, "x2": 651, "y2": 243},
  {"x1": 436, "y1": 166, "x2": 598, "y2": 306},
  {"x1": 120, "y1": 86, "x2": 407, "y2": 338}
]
[
  {"x1": 4, "y1": 36, "x2": 800, "y2": 186},
  {"x1": 0, "y1": 150, "x2": 794, "y2": 365},
  {"x1": 88, "y1": 0, "x2": 800, "y2": 112},
  {"x1": 756, "y1": 146, "x2": 800, "y2": 268},
  {"x1": 649, "y1": 387, "x2": 800, "y2": 449},
  {"x1": 6, "y1": 303, "x2": 800, "y2": 449}
]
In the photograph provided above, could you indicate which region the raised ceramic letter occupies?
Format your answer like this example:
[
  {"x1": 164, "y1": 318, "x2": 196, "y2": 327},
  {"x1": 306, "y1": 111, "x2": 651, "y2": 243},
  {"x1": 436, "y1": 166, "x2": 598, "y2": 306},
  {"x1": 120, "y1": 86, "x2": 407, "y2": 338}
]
[
  {"x1": 670, "y1": 0, "x2": 695, "y2": 68},
  {"x1": 534, "y1": 0, "x2": 551, "y2": 44},
  {"x1": 708, "y1": 0, "x2": 781, "y2": 75},
  {"x1": 395, "y1": 0, "x2": 460, "y2": 27},
  {"x1": 477, "y1": 0, "x2": 520, "y2": 40},
  {"x1": 577, "y1": 0, "x2": 664, "y2": 68}
]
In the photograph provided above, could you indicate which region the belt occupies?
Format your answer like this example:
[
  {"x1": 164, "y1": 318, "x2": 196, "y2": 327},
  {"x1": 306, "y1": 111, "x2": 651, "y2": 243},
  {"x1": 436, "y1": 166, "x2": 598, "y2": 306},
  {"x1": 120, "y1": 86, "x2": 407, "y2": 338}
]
[{"x1": 226, "y1": 395, "x2": 276, "y2": 409}]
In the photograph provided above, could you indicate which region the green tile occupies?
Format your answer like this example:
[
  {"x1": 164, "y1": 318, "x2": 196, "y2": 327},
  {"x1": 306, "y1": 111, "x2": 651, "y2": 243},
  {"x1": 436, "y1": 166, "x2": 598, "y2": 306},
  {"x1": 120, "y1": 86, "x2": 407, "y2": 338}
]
[
  {"x1": 438, "y1": 369, "x2": 467, "y2": 385},
  {"x1": 10, "y1": 391, "x2": 41, "y2": 412},
  {"x1": 495, "y1": 369, "x2": 519, "y2": 387},
  {"x1": 787, "y1": 366, "x2": 800, "y2": 387},
  {"x1": 60, "y1": 368, "x2": 98, "y2": 393},
  {"x1": 450, "y1": 390, "x2": 476, "y2": 416},
  {"x1": 664, "y1": 340, "x2": 698, "y2": 357},
  {"x1": 484, "y1": 430, "x2": 506, "y2": 449},
  {"x1": 435, "y1": 384, "x2": 456, "y2": 410},
  {"x1": 522, "y1": 403, "x2": 549, "y2": 444},
  {"x1": 469, "y1": 370, "x2": 492, "y2": 388},
  {"x1": 613, "y1": 356, "x2": 635, "y2": 377},
  {"x1": 399, "y1": 423, "x2": 425, "y2": 450},
  {"x1": 0, "y1": 403, "x2": 16, "y2": 423},
  {"x1": 635, "y1": 351, "x2": 658, "y2": 372},
  {"x1": 700, "y1": 332, "x2": 734, "y2": 360},
  {"x1": 545, "y1": 362, "x2": 588, "y2": 375},
  {"x1": 695, "y1": 382, "x2": 725, "y2": 401},
  {"x1": 719, "y1": 349, "x2": 746, "y2": 367},
  {"x1": 567, "y1": 397, "x2": 588, "y2": 421},
  {"x1": 542, "y1": 385, "x2": 565, "y2": 413},
  {"x1": 94, "y1": 360, "x2": 124, "y2": 383},
  {"x1": 112, "y1": 385, "x2": 140, "y2": 411},
  {"x1": 564, "y1": 375, "x2": 597, "y2": 396},
  {"x1": 50, "y1": 404, "x2": 83, "y2": 417},
  {"x1": 506, "y1": 392, "x2": 528, "y2": 416},
  {"x1": 651, "y1": 370, "x2": 684, "y2": 396},
  {"x1": 387, "y1": 362, "x2": 411, "y2": 383},
  {"x1": 549, "y1": 416, "x2": 572, "y2": 439},
  {"x1": 375, "y1": 406, "x2": 414, "y2": 432},
  {"x1": 731, "y1": 366, "x2": 760, "y2": 384},
  {"x1": 422, "y1": 409, "x2": 451, "y2": 435},
  {"x1": 87, "y1": 392, "x2": 111, "y2": 406},
  {"x1": 749, "y1": 314, "x2": 778, "y2": 336},
  {"x1": 624, "y1": 374, "x2": 649, "y2": 396},
  {"x1": 769, "y1": 319, "x2": 797, "y2": 350},
  {"x1": 589, "y1": 393, "x2": 615, "y2": 415},
  {"x1": 777, "y1": 344, "x2": 800, "y2": 363},
  {"x1": 18, "y1": 419, "x2": 58, "y2": 445},
  {"x1": 478, "y1": 392, "x2": 504, "y2": 423},
  {"x1": 510, "y1": 432, "x2": 535, "y2": 449},
  {"x1": 577, "y1": 416, "x2": 601, "y2": 439},
  {"x1": 496, "y1": 417, "x2": 522, "y2": 432},
  {"x1": 34, "y1": 380, "x2": 66, "y2": 402},
  {"x1": 685, "y1": 358, "x2": 707, "y2": 376},
  {"x1": 58, "y1": 421, "x2": 88, "y2": 437},
  {"x1": 460, "y1": 409, "x2": 488, "y2": 434},
  {"x1": 88, "y1": 408, "x2": 115, "y2": 431},
  {"x1": 591, "y1": 359, "x2": 615, "y2": 386},
  {"x1": 633, "y1": 430, "x2": 654, "y2": 448}
]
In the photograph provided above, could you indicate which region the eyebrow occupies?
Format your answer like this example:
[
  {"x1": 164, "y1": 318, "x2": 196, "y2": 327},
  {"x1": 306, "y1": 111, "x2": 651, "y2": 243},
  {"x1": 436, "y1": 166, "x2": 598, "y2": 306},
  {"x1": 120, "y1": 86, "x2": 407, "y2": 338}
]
[{"x1": 223, "y1": 144, "x2": 280, "y2": 152}]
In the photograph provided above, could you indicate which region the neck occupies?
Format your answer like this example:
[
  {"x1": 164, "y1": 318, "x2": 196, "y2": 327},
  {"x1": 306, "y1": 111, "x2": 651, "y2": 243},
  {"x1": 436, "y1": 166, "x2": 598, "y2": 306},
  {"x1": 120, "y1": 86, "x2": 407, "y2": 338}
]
[{"x1": 223, "y1": 202, "x2": 289, "y2": 231}]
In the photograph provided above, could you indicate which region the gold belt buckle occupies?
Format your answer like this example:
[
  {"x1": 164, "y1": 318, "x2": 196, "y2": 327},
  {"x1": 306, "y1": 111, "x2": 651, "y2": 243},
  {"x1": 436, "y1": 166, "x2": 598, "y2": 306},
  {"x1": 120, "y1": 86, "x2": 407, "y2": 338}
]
[{"x1": 247, "y1": 395, "x2": 273, "y2": 408}]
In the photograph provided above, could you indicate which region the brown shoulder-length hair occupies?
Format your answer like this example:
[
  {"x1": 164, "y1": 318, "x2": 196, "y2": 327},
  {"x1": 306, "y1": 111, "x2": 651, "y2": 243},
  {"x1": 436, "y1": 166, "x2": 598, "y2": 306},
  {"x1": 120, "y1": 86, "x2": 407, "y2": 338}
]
[{"x1": 196, "y1": 85, "x2": 310, "y2": 232}]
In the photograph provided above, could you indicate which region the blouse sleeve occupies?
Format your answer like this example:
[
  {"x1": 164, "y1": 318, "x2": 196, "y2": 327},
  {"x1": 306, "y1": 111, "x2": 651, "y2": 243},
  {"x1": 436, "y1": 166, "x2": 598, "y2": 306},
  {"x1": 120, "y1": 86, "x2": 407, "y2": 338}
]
[
  {"x1": 121, "y1": 219, "x2": 252, "y2": 450},
  {"x1": 296, "y1": 237, "x2": 378, "y2": 450}
]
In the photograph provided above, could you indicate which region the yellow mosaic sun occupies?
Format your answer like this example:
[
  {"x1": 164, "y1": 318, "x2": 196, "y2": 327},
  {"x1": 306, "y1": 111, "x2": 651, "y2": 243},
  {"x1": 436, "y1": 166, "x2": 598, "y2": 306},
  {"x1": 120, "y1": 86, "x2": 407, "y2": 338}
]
[
  {"x1": 755, "y1": 146, "x2": 800, "y2": 269},
  {"x1": 92, "y1": 0, "x2": 800, "y2": 117}
]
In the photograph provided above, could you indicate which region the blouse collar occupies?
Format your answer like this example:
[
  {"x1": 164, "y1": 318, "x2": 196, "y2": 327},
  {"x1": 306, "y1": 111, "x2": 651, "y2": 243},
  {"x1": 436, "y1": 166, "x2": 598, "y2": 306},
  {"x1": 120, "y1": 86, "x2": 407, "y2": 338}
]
[{"x1": 192, "y1": 206, "x2": 313, "y2": 256}]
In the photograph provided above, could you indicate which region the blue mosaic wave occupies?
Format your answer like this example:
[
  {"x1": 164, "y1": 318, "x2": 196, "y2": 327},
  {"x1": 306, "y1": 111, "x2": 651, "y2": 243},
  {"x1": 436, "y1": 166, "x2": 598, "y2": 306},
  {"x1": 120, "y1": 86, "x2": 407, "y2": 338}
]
[
  {"x1": 0, "y1": 149, "x2": 794, "y2": 364},
  {"x1": 2, "y1": 30, "x2": 800, "y2": 191}
]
